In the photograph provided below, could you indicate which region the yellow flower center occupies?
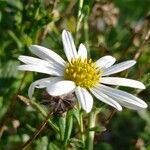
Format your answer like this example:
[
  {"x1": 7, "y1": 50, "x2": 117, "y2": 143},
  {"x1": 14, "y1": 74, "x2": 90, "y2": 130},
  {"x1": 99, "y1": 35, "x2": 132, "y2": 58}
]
[{"x1": 64, "y1": 58, "x2": 102, "y2": 88}]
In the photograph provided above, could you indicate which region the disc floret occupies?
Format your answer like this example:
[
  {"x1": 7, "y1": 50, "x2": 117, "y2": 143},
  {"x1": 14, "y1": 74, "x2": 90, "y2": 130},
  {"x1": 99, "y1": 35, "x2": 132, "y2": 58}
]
[{"x1": 64, "y1": 58, "x2": 101, "y2": 88}]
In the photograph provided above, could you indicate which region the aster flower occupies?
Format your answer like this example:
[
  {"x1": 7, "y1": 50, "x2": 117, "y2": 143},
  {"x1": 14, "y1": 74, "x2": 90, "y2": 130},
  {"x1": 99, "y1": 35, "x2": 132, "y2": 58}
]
[{"x1": 18, "y1": 30, "x2": 147, "y2": 113}]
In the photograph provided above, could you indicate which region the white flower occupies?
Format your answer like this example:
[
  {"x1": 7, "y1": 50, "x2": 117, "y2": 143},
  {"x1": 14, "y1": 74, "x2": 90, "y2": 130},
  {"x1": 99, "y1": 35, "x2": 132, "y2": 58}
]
[{"x1": 18, "y1": 30, "x2": 148, "y2": 113}]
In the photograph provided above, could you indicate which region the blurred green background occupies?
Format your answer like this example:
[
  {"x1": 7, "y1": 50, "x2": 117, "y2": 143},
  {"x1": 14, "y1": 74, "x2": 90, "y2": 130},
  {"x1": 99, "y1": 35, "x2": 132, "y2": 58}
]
[{"x1": 0, "y1": 0, "x2": 150, "y2": 149}]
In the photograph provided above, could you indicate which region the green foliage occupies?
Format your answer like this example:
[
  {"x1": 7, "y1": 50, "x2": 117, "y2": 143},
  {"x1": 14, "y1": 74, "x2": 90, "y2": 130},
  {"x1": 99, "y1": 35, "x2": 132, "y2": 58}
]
[{"x1": 0, "y1": 0, "x2": 150, "y2": 149}]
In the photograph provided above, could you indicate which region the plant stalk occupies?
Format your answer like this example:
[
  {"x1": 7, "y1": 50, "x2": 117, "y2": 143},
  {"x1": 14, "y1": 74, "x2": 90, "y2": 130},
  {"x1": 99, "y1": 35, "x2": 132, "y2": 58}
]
[
  {"x1": 87, "y1": 110, "x2": 97, "y2": 150},
  {"x1": 75, "y1": 0, "x2": 84, "y2": 42},
  {"x1": 79, "y1": 111, "x2": 85, "y2": 147}
]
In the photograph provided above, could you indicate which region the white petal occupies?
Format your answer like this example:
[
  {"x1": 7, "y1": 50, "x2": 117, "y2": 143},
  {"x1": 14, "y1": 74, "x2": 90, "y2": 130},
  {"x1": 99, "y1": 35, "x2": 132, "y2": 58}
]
[
  {"x1": 90, "y1": 88, "x2": 122, "y2": 111},
  {"x1": 62, "y1": 30, "x2": 77, "y2": 62},
  {"x1": 17, "y1": 64, "x2": 63, "y2": 76},
  {"x1": 96, "y1": 56, "x2": 116, "y2": 69},
  {"x1": 78, "y1": 44, "x2": 87, "y2": 59},
  {"x1": 102, "y1": 60, "x2": 136, "y2": 76},
  {"x1": 28, "y1": 77, "x2": 63, "y2": 98},
  {"x1": 18, "y1": 55, "x2": 64, "y2": 72},
  {"x1": 75, "y1": 87, "x2": 93, "y2": 113},
  {"x1": 29, "y1": 45, "x2": 66, "y2": 67},
  {"x1": 18, "y1": 55, "x2": 50, "y2": 66},
  {"x1": 101, "y1": 77, "x2": 146, "y2": 89},
  {"x1": 47, "y1": 80, "x2": 76, "y2": 96},
  {"x1": 98, "y1": 84, "x2": 148, "y2": 110}
]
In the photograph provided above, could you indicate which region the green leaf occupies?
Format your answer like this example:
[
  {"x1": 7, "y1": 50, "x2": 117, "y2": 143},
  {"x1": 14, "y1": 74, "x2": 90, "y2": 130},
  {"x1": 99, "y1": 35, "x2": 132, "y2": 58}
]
[
  {"x1": 58, "y1": 115, "x2": 66, "y2": 141},
  {"x1": 69, "y1": 138, "x2": 83, "y2": 148},
  {"x1": 82, "y1": 5, "x2": 90, "y2": 17},
  {"x1": 0, "y1": 11, "x2": 2, "y2": 23},
  {"x1": 88, "y1": 126, "x2": 106, "y2": 133},
  {"x1": 29, "y1": 100, "x2": 59, "y2": 132},
  {"x1": 138, "y1": 110, "x2": 150, "y2": 125},
  {"x1": 0, "y1": 60, "x2": 19, "y2": 78},
  {"x1": 49, "y1": 142, "x2": 60, "y2": 150},
  {"x1": 6, "y1": 0, "x2": 23, "y2": 10},
  {"x1": 72, "y1": 108, "x2": 80, "y2": 125},
  {"x1": 8, "y1": 30, "x2": 23, "y2": 48},
  {"x1": 35, "y1": 136, "x2": 48, "y2": 150},
  {"x1": 64, "y1": 110, "x2": 73, "y2": 144}
]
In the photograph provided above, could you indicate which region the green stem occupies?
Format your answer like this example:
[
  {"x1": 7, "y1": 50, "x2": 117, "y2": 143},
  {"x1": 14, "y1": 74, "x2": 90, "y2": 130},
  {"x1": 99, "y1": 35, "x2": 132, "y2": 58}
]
[
  {"x1": 75, "y1": 0, "x2": 84, "y2": 42},
  {"x1": 87, "y1": 110, "x2": 98, "y2": 150},
  {"x1": 83, "y1": 15, "x2": 90, "y2": 57},
  {"x1": 84, "y1": 18, "x2": 89, "y2": 44},
  {"x1": 79, "y1": 111, "x2": 85, "y2": 147},
  {"x1": 78, "y1": 0, "x2": 84, "y2": 19}
]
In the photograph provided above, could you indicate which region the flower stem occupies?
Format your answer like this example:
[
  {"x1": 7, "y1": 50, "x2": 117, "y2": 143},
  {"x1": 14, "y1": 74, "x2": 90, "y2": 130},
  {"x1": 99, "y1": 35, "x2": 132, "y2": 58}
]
[
  {"x1": 79, "y1": 110, "x2": 85, "y2": 147},
  {"x1": 87, "y1": 110, "x2": 99, "y2": 150},
  {"x1": 83, "y1": 14, "x2": 90, "y2": 57},
  {"x1": 75, "y1": 0, "x2": 84, "y2": 42}
]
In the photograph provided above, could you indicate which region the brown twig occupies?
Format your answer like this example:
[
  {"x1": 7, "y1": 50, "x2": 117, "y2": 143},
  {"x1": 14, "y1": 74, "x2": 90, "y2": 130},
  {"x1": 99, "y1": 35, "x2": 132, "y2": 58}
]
[
  {"x1": 134, "y1": 29, "x2": 150, "y2": 60},
  {"x1": 104, "y1": 108, "x2": 117, "y2": 127},
  {"x1": 20, "y1": 111, "x2": 53, "y2": 150},
  {"x1": 98, "y1": 108, "x2": 116, "y2": 141},
  {"x1": 0, "y1": 72, "x2": 27, "y2": 138}
]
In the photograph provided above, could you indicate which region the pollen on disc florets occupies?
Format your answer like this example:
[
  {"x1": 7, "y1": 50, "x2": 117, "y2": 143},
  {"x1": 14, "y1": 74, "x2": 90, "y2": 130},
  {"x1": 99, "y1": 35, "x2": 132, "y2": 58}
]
[{"x1": 64, "y1": 58, "x2": 102, "y2": 88}]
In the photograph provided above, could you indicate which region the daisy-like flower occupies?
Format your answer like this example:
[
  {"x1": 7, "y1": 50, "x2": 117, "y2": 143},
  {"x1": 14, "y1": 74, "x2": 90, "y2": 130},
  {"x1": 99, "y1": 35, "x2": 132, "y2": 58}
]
[{"x1": 18, "y1": 30, "x2": 148, "y2": 113}]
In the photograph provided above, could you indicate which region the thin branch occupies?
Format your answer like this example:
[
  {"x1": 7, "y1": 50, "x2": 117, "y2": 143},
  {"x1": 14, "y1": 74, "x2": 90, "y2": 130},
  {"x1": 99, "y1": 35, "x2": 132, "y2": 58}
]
[
  {"x1": 134, "y1": 29, "x2": 150, "y2": 60},
  {"x1": 21, "y1": 111, "x2": 53, "y2": 150},
  {"x1": 0, "y1": 72, "x2": 27, "y2": 138},
  {"x1": 17, "y1": 95, "x2": 59, "y2": 132}
]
